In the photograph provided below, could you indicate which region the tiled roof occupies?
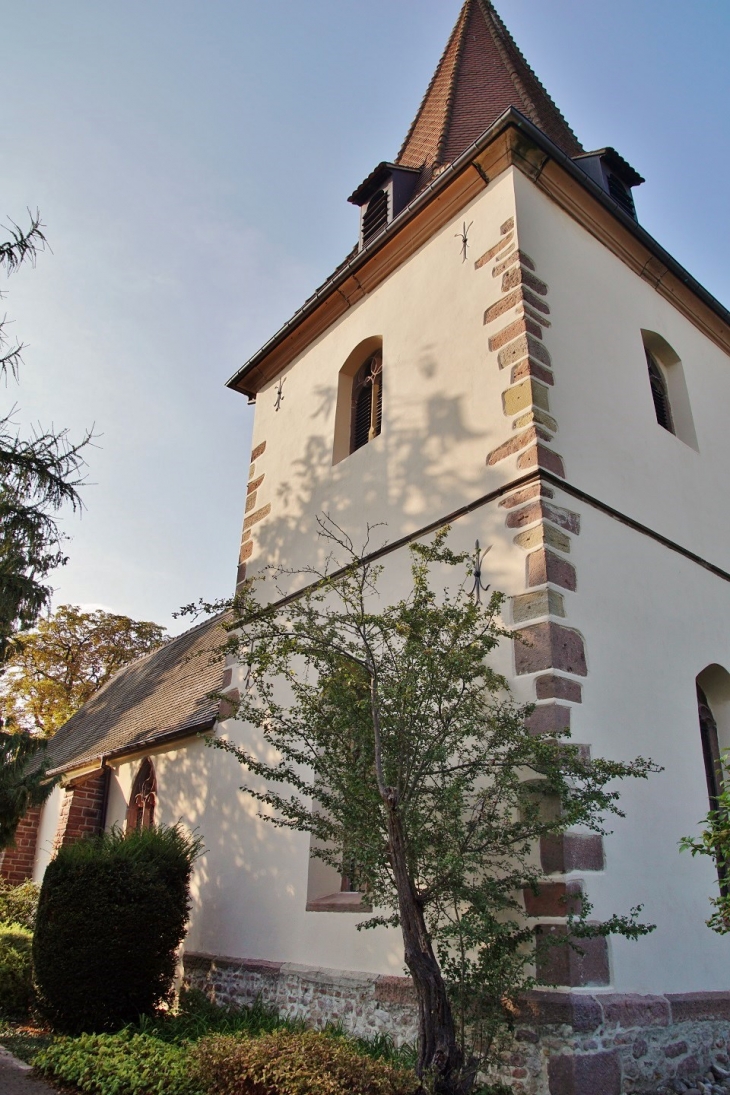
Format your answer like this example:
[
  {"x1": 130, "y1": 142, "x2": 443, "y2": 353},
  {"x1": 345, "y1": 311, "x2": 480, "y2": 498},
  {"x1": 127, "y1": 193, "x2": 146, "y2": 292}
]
[
  {"x1": 44, "y1": 612, "x2": 230, "y2": 774},
  {"x1": 397, "y1": 0, "x2": 583, "y2": 176}
]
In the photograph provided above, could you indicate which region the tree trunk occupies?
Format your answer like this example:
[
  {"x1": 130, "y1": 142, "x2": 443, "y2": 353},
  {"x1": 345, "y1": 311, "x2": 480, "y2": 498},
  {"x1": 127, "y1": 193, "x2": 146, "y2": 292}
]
[{"x1": 385, "y1": 800, "x2": 464, "y2": 1093}]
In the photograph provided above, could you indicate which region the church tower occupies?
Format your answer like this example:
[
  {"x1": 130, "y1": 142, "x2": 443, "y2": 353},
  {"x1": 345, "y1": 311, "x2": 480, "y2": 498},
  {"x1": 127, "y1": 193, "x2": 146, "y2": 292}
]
[{"x1": 216, "y1": 2, "x2": 730, "y2": 1090}]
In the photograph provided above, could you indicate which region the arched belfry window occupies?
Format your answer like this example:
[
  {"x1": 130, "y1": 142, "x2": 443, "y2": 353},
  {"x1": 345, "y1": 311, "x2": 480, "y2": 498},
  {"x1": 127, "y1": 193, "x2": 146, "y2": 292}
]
[
  {"x1": 640, "y1": 330, "x2": 697, "y2": 449},
  {"x1": 126, "y1": 757, "x2": 156, "y2": 832},
  {"x1": 646, "y1": 349, "x2": 674, "y2": 434},
  {"x1": 697, "y1": 686, "x2": 723, "y2": 814},
  {"x1": 351, "y1": 353, "x2": 382, "y2": 453}
]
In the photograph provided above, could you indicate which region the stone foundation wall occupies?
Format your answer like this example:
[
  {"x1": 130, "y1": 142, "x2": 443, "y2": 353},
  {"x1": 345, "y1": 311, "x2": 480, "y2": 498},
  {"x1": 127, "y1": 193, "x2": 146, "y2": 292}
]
[{"x1": 183, "y1": 953, "x2": 730, "y2": 1095}]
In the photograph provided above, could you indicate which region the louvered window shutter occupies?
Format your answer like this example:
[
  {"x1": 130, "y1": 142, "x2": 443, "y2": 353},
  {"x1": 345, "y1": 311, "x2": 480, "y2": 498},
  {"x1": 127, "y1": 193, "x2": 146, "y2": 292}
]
[
  {"x1": 362, "y1": 190, "x2": 389, "y2": 245},
  {"x1": 350, "y1": 354, "x2": 383, "y2": 453},
  {"x1": 646, "y1": 350, "x2": 674, "y2": 433},
  {"x1": 352, "y1": 383, "x2": 372, "y2": 451}
]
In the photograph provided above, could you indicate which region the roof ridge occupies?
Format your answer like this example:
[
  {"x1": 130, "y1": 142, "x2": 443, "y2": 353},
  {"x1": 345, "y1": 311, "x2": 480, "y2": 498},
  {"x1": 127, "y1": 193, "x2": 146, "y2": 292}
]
[
  {"x1": 435, "y1": 2, "x2": 473, "y2": 167},
  {"x1": 477, "y1": 0, "x2": 582, "y2": 152},
  {"x1": 395, "y1": 2, "x2": 469, "y2": 166}
]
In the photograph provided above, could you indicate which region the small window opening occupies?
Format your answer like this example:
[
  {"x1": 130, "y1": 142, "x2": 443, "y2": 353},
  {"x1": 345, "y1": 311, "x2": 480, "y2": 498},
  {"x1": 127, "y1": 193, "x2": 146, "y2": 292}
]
[
  {"x1": 361, "y1": 190, "x2": 389, "y2": 245},
  {"x1": 697, "y1": 684, "x2": 727, "y2": 892},
  {"x1": 646, "y1": 349, "x2": 674, "y2": 433},
  {"x1": 351, "y1": 353, "x2": 382, "y2": 453},
  {"x1": 126, "y1": 757, "x2": 156, "y2": 831}
]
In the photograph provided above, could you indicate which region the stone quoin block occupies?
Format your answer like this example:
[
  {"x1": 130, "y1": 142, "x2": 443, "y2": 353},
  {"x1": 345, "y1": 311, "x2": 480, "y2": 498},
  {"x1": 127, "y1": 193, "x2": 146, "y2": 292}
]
[
  {"x1": 502, "y1": 378, "x2": 551, "y2": 416},
  {"x1": 536, "y1": 924, "x2": 610, "y2": 987},
  {"x1": 243, "y1": 503, "x2": 271, "y2": 533},
  {"x1": 499, "y1": 482, "x2": 553, "y2": 509},
  {"x1": 517, "y1": 443, "x2": 566, "y2": 478},
  {"x1": 527, "y1": 547, "x2": 577, "y2": 591},
  {"x1": 245, "y1": 493, "x2": 257, "y2": 513},
  {"x1": 54, "y1": 770, "x2": 108, "y2": 849},
  {"x1": 483, "y1": 285, "x2": 522, "y2": 322},
  {"x1": 497, "y1": 332, "x2": 552, "y2": 370},
  {"x1": 239, "y1": 540, "x2": 254, "y2": 564},
  {"x1": 488, "y1": 315, "x2": 544, "y2": 352},
  {"x1": 514, "y1": 620, "x2": 587, "y2": 676},
  {"x1": 250, "y1": 440, "x2": 266, "y2": 461},
  {"x1": 512, "y1": 588, "x2": 565, "y2": 623},
  {"x1": 513, "y1": 523, "x2": 571, "y2": 554},
  {"x1": 511, "y1": 357, "x2": 554, "y2": 386},
  {"x1": 491, "y1": 247, "x2": 518, "y2": 276},
  {"x1": 548, "y1": 1051, "x2": 621, "y2": 1095},
  {"x1": 218, "y1": 688, "x2": 240, "y2": 721},
  {"x1": 505, "y1": 500, "x2": 579, "y2": 535},
  {"x1": 247, "y1": 474, "x2": 264, "y2": 495},
  {"x1": 236, "y1": 563, "x2": 247, "y2": 586},
  {"x1": 541, "y1": 833, "x2": 605, "y2": 874},
  {"x1": 521, "y1": 285, "x2": 550, "y2": 314},
  {"x1": 500, "y1": 217, "x2": 514, "y2": 236},
  {"x1": 487, "y1": 425, "x2": 551, "y2": 466},
  {"x1": 525, "y1": 703, "x2": 572, "y2": 736},
  {"x1": 536, "y1": 674, "x2": 583, "y2": 703},
  {"x1": 667, "y1": 992, "x2": 730, "y2": 1023},
  {"x1": 513, "y1": 407, "x2": 558, "y2": 434},
  {"x1": 474, "y1": 231, "x2": 514, "y2": 270},
  {"x1": 522, "y1": 301, "x2": 551, "y2": 327},
  {"x1": 524, "y1": 880, "x2": 583, "y2": 917},
  {"x1": 502, "y1": 264, "x2": 549, "y2": 296}
]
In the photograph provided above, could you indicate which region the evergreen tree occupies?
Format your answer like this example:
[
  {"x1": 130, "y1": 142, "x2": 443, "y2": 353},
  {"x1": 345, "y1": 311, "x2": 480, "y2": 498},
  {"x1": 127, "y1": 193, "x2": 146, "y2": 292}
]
[{"x1": 0, "y1": 212, "x2": 91, "y2": 667}]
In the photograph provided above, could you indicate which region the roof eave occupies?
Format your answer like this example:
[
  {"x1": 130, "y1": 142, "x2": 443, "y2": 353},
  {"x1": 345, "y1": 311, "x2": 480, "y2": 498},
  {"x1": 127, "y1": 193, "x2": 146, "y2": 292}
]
[
  {"x1": 47, "y1": 717, "x2": 218, "y2": 779},
  {"x1": 227, "y1": 107, "x2": 730, "y2": 397}
]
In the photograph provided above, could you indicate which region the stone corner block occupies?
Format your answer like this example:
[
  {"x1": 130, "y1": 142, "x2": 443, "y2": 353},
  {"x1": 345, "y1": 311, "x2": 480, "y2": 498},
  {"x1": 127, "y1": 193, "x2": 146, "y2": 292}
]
[{"x1": 514, "y1": 621, "x2": 587, "y2": 677}]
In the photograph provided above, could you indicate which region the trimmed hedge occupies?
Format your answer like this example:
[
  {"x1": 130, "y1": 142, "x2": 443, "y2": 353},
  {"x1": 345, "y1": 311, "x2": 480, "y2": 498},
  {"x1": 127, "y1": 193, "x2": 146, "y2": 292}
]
[
  {"x1": 33, "y1": 824, "x2": 201, "y2": 1033},
  {"x1": 192, "y1": 1029, "x2": 419, "y2": 1095},
  {"x1": 0, "y1": 922, "x2": 34, "y2": 1017},
  {"x1": 35, "y1": 1031, "x2": 203, "y2": 1095}
]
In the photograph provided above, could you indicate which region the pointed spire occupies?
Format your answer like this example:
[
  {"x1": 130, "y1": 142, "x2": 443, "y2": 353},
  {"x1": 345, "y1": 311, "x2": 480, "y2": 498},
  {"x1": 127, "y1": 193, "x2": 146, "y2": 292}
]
[{"x1": 397, "y1": 0, "x2": 583, "y2": 178}]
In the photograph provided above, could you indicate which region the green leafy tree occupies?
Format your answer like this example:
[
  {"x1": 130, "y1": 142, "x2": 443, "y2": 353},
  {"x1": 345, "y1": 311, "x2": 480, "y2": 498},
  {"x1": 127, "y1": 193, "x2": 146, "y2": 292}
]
[
  {"x1": 0, "y1": 211, "x2": 91, "y2": 666},
  {"x1": 680, "y1": 757, "x2": 730, "y2": 934},
  {"x1": 1, "y1": 604, "x2": 167, "y2": 736},
  {"x1": 207, "y1": 521, "x2": 658, "y2": 1094},
  {"x1": 0, "y1": 731, "x2": 56, "y2": 850}
]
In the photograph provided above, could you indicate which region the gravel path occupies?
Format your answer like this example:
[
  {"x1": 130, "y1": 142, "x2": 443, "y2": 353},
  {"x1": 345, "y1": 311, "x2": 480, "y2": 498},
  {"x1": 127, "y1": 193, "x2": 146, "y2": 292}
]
[{"x1": 0, "y1": 1046, "x2": 59, "y2": 1095}]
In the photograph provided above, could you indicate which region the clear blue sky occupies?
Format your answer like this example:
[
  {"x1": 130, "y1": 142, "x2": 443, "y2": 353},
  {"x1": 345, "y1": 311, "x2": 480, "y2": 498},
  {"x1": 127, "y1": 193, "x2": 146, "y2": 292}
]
[{"x1": 3, "y1": 1, "x2": 729, "y2": 633}]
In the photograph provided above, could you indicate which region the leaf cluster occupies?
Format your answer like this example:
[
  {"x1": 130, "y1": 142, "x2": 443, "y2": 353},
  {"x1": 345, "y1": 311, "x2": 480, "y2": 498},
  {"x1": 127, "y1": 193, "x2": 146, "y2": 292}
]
[{"x1": 680, "y1": 755, "x2": 730, "y2": 934}]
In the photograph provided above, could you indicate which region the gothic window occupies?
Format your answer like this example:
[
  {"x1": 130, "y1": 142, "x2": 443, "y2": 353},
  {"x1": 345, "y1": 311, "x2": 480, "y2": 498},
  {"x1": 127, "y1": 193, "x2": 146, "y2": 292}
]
[
  {"x1": 351, "y1": 352, "x2": 382, "y2": 454},
  {"x1": 697, "y1": 684, "x2": 727, "y2": 891},
  {"x1": 646, "y1": 349, "x2": 674, "y2": 434},
  {"x1": 126, "y1": 757, "x2": 156, "y2": 832}
]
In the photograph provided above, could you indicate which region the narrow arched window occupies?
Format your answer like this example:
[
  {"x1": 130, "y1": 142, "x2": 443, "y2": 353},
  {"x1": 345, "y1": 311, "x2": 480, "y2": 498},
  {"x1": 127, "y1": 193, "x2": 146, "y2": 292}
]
[
  {"x1": 646, "y1": 349, "x2": 674, "y2": 433},
  {"x1": 126, "y1": 757, "x2": 156, "y2": 832},
  {"x1": 350, "y1": 352, "x2": 383, "y2": 453},
  {"x1": 698, "y1": 686, "x2": 723, "y2": 814}
]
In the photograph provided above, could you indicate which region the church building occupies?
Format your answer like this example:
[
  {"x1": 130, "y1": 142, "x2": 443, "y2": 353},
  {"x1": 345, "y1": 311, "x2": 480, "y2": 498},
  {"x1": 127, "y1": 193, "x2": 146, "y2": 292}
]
[{"x1": 5, "y1": 3, "x2": 730, "y2": 1092}]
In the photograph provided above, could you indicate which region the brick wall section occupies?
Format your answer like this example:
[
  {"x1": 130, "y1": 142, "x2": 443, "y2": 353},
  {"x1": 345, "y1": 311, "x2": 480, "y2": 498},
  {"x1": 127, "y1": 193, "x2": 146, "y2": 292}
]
[
  {"x1": 183, "y1": 952, "x2": 730, "y2": 1095},
  {"x1": 0, "y1": 805, "x2": 42, "y2": 884},
  {"x1": 53, "y1": 770, "x2": 108, "y2": 849}
]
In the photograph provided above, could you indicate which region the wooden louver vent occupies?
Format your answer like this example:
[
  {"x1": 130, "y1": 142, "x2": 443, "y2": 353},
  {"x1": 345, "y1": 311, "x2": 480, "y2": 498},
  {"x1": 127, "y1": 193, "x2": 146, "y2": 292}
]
[
  {"x1": 646, "y1": 350, "x2": 674, "y2": 433},
  {"x1": 351, "y1": 354, "x2": 383, "y2": 453},
  {"x1": 362, "y1": 189, "x2": 389, "y2": 245},
  {"x1": 607, "y1": 173, "x2": 636, "y2": 218}
]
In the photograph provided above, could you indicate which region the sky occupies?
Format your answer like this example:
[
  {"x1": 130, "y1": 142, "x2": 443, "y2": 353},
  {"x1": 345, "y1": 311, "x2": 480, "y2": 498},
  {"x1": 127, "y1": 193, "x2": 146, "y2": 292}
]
[{"x1": 2, "y1": 0, "x2": 729, "y2": 635}]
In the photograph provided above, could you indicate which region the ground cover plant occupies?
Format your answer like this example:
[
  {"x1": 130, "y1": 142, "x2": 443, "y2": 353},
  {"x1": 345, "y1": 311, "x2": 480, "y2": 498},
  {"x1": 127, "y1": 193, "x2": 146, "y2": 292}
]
[
  {"x1": 33, "y1": 824, "x2": 202, "y2": 1033},
  {"x1": 33, "y1": 991, "x2": 420, "y2": 1095},
  {"x1": 194, "y1": 522, "x2": 659, "y2": 1093},
  {"x1": 0, "y1": 922, "x2": 33, "y2": 1018}
]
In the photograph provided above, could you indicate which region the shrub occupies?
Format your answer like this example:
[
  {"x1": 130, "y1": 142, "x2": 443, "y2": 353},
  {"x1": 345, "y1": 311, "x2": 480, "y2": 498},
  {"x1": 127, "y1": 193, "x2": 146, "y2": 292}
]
[
  {"x1": 0, "y1": 879, "x2": 39, "y2": 931},
  {"x1": 0, "y1": 922, "x2": 33, "y2": 1017},
  {"x1": 35, "y1": 1031, "x2": 202, "y2": 1095},
  {"x1": 192, "y1": 1029, "x2": 419, "y2": 1095},
  {"x1": 33, "y1": 824, "x2": 202, "y2": 1033},
  {"x1": 135, "y1": 987, "x2": 304, "y2": 1043}
]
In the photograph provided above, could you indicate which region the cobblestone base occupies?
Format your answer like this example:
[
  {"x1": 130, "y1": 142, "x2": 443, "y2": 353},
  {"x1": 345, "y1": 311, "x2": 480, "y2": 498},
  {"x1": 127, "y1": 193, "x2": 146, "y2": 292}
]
[{"x1": 182, "y1": 952, "x2": 730, "y2": 1094}]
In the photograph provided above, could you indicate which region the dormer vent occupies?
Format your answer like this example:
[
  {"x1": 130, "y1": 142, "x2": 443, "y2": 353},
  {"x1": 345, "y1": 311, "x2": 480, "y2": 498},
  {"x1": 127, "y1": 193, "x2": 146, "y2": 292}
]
[
  {"x1": 573, "y1": 147, "x2": 645, "y2": 222},
  {"x1": 361, "y1": 190, "x2": 389, "y2": 245},
  {"x1": 348, "y1": 162, "x2": 420, "y2": 250}
]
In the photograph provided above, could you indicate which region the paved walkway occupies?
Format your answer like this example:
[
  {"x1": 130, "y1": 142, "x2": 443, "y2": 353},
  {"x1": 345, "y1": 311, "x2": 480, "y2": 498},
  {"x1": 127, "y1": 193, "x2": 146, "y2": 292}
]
[{"x1": 0, "y1": 1047, "x2": 59, "y2": 1095}]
